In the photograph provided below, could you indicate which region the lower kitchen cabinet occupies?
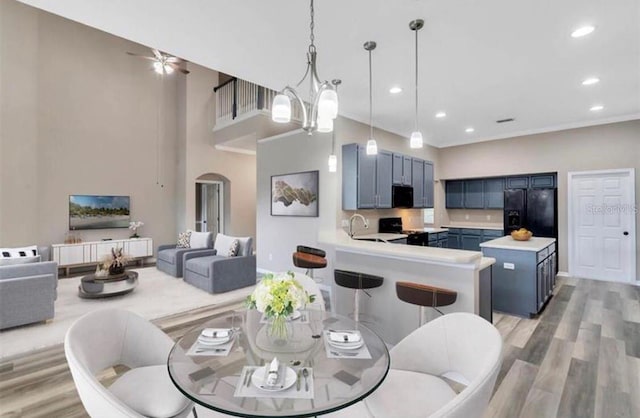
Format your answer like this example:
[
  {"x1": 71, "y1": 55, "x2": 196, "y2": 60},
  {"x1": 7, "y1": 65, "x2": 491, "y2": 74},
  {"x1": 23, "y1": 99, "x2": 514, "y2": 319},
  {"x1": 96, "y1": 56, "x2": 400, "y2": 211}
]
[
  {"x1": 461, "y1": 235, "x2": 482, "y2": 251},
  {"x1": 482, "y1": 241, "x2": 556, "y2": 317},
  {"x1": 447, "y1": 228, "x2": 502, "y2": 251}
]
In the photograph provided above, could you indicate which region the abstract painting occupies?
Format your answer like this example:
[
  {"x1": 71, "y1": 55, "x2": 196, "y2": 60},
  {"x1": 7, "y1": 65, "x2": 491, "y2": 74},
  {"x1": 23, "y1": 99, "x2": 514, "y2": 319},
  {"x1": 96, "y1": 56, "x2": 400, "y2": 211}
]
[{"x1": 271, "y1": 170, "x2": 319, "y2": 217}]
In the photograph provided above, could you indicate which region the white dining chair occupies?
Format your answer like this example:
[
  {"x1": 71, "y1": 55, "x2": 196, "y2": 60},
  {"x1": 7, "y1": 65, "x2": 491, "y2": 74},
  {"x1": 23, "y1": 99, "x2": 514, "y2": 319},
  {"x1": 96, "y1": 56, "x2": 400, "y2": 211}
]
[
  {"x1": 64, "y1": 309, "x2": 197, "y2": 418},
  {"x1": 325, "y1": 312, "x2": 503, "y2": 418},
  {"x1": 292, "y1": 272, "x2": 326, "y2": 311}
]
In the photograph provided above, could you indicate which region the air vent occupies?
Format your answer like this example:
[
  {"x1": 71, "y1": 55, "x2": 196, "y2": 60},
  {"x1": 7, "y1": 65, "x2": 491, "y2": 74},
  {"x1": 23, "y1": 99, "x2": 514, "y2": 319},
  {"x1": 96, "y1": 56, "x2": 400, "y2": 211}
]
[{"x1": 496, "y1": 118, "x2": 515, "y2": 123}]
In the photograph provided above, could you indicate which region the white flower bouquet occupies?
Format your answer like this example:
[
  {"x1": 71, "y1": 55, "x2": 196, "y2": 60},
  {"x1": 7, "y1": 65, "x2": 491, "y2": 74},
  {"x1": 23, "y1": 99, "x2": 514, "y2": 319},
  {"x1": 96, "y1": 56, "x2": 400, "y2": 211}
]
[
  {"x1": 246, "y1": 271, "x2": 315, "y2": 339},
  {"x1": 129, "y1": 221, "x2": 144, "y2": 238}
]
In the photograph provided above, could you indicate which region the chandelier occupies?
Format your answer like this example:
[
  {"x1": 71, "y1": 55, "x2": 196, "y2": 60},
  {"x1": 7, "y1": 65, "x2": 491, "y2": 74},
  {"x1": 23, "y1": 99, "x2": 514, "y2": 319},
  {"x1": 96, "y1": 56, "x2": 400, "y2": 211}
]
[{"x1": 271, "y1": 0, "x2": 338, "y2": 133}]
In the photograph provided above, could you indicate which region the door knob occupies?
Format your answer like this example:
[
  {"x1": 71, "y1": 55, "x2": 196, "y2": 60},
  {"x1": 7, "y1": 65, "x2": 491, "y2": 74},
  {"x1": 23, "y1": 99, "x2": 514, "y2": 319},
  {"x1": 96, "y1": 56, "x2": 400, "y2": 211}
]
[{"x1": 623, "y1": 231, "x2": 629, "y2": 236}]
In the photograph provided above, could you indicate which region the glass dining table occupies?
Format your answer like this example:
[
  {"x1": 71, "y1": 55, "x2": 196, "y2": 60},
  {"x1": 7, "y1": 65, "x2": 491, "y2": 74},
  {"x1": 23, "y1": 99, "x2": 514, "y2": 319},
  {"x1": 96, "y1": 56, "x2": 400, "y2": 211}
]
[{"x1": 167, "y1": 308, "x2": 390, "y2": 417}]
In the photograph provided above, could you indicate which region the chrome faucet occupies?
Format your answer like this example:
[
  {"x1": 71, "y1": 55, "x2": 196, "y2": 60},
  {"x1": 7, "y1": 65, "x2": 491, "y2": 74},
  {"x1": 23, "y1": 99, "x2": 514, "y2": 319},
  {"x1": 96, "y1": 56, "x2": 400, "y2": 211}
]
[{"x1": 348, "y1": 214, "x2": 369, "y2": 238}]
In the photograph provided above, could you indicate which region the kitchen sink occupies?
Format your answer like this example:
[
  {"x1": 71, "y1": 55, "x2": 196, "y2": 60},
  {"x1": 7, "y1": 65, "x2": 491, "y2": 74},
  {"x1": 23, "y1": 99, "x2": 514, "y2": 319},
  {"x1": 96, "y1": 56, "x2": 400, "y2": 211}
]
[{"x1": 352, "y1": 237, "x2": 387, "y2": 243}]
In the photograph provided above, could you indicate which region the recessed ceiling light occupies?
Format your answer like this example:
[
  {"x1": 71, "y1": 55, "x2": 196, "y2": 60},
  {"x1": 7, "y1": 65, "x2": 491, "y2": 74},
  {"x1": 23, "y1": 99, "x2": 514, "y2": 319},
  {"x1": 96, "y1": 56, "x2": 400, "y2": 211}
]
[
  {"x1": 582, "y1": 77, "x2": 600, "y2": 86},
  {"x1": 389, "y1": 86, "x2": 403, "y2": 94},
  {"x1": 571, "y1": 25, "x2": 595, "y2": 38},
  {"x1": 435, "y1": 112, "x2": 447, "y2": 118},
  {"x1": 465, "y1": 127, "x2": 475, "y2": 133},
  {"x1": 590, "y1": 105, "x2": 604, "y2": 111}
]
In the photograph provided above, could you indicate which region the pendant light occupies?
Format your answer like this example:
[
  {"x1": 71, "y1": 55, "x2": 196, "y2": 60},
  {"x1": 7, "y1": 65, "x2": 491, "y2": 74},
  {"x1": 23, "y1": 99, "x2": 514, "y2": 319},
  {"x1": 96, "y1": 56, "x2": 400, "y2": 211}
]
[
  {"x1": 364, "y1": 41, "x2": 378, "y2": 155},
  {"x1": 271, "y1": 0, "x2": 338, "y2": 133},
  {"x1": 409, "y1": 19, "x2": 424, "y2": 149},
  {"x1": 328, "y1": 79, "x2": 341, "y2": 172}
]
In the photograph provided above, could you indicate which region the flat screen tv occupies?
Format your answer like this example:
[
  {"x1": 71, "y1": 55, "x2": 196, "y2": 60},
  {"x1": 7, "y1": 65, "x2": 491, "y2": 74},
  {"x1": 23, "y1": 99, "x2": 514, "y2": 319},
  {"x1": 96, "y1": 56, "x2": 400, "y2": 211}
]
[{"x1": 69, "y1": 195, "x2": 130, "y2": 230}]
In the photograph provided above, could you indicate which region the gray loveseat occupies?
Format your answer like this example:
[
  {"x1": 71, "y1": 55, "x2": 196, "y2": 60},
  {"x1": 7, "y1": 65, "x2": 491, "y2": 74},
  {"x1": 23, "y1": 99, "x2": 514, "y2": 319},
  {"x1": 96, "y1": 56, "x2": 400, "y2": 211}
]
[
  {"x1": 183, "y1": 234, "x2": 256, "y2": 294},
  {"x1": 0, "y1": 260, "x2": 58, "y2": 330},
  {"x1": 156, "y1": 231, "x2": 214, "y2": 277}
]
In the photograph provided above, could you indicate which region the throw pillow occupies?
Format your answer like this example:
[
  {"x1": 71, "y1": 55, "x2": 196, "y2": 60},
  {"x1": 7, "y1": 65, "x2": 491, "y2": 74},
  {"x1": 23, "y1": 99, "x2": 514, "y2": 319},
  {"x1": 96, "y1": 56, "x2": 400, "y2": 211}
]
[
  {"x1": 0, "y1": 245, "x2": 39, "y2": 259},
  {"x1": 228, "y1": 239, "x2": 240, "y2": 257},
  {"x1": 188, "y1": 230, "x2": 210, "y2": 249},
  {"x1": 213, "y1": 233, "x2": 235, "y2": 255},
  {"x1": 176, "y1": 231, "x2": 191, "y2": 248},
  {"x1": 0, "y1": 255, "x2": 40, "y2": 266}
]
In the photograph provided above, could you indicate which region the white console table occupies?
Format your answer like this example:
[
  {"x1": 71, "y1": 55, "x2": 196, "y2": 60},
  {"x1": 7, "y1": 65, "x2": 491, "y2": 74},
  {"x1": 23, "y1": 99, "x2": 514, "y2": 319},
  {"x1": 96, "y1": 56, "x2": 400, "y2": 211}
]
[{"x1": 52, "y1": 238, "x2": 153, "y2": 276}]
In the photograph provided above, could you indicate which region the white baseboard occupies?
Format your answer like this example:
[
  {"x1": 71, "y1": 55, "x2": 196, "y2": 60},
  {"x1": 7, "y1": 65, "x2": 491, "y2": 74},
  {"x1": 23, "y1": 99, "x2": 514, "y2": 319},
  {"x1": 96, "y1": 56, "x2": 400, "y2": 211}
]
[{"x1": 556, "y1": 271, "x2": 570, "y2": 278}]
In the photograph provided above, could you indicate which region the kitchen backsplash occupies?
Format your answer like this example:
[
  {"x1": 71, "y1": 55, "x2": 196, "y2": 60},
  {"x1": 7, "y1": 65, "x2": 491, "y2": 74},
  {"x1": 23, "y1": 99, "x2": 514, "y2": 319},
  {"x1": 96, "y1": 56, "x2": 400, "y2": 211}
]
[
  {"x1": 445, "y1": 209, "x2": 504, "y2": 227},
  {"x1": 341, "y1": 208, "x2": 425, "y2": 235}
]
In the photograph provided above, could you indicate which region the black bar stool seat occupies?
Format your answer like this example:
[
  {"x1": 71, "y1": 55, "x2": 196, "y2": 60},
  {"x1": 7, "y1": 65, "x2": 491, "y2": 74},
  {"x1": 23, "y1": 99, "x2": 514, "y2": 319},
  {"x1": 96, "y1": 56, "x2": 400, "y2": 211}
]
[{"x1": 334, "y1": 269, "x2": 384, "y2": 322}]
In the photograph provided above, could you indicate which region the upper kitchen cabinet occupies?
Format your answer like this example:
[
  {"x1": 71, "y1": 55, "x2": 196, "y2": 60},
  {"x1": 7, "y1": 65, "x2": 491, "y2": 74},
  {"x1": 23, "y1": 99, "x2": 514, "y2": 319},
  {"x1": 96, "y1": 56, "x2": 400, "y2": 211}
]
[
  {"x1": 412, "y1": 158, "x2": 425, "y2": 208},
  {"x1": 506, "y1": 176, "x2": 529, "y2": 189},
  {"x1": 342, "y1": 144, "x2": 392, "y2": 210},
  {"x1": 392, "y1": 154, "x2": 413, "y2": 186},
  {"x1": 424, "y1": 161, "x2": 434, "y2": 208},
  {"x1": 530, "y1": 174, "x2": 555, "y2": 188},
  {"x1": 445, "y1": 180, "x2": 465, "y2": 208},
  {"x1": 463, "y1": 179, "x2": 484, "y2": 208},
  {"x1": 484, "y1": 177, "x2": 504, "y2": 209}
]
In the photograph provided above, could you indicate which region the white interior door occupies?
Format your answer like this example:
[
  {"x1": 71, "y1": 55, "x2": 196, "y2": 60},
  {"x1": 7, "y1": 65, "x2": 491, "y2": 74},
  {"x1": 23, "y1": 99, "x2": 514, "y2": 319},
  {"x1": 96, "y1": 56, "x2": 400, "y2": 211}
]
[{"x1": 569, "y1": 169, "x2": 636, "y2": 282}]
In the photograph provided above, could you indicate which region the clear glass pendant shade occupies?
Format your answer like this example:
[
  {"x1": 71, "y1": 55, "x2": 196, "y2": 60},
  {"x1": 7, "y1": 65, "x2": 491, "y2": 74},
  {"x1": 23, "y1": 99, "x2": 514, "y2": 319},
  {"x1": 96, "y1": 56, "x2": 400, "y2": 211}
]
[
  {"x1": 153, "y1": 62, "x2": 163, "y2": 74},
  {"x1": 318, "y1": 89, "x2": 338, "y2": 120},
  {"x1": 316, "y1": 117, "x2": 333, "y2": 133},
  {"x1": 410, "y1": 131, "x2": 423, "y2": 149},
  {"x1": 328, "y1": 154, "x2": 337, "y2": 172},
  {"x1": 272, "y1": 94, "x2": 292, "y2": 123},
  {"x1": 366, "y1": 138, "x2": 378, "y2": 155}
]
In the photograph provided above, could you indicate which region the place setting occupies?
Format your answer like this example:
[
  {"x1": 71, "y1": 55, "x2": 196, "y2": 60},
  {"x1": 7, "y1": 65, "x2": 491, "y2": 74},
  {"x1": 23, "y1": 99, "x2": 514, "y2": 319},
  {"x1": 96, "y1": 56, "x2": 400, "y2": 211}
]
[
  {"x1": 234, "y1": 357, "x2": 315, "y2": 399},
  {"x1": 323, "y1": 329, "x2": 372, "y2": 359},
  {"x1": 186, "y1": 327, "x2": 236, "y2": 357}
]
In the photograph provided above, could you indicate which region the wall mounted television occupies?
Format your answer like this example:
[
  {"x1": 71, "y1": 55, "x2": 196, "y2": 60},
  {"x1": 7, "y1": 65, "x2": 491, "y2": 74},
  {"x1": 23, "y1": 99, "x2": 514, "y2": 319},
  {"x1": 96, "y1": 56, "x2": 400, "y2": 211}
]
[{"x1": 69, "y1": 195, "x2": 130, "y2": 230}]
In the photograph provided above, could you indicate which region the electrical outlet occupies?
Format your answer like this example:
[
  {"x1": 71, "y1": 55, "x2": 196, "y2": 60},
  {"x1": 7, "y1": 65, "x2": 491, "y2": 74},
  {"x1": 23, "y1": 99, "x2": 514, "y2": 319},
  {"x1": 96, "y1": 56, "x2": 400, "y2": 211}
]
[
  {"x1": 486, "y1": 215, "x2": 491, "y2": 221},
  {"x1": 268, "y1": 253, "x2": 273, "y2": 261},
  {"x1": 503, "y1": 262, "x2": 515, "y2": 270},
  {"x1": 341, "y1": 219, "x2": 349, "y2": 227},
  {"x1": 465, "y1": 214, "x2": 470, "y2": 220}
]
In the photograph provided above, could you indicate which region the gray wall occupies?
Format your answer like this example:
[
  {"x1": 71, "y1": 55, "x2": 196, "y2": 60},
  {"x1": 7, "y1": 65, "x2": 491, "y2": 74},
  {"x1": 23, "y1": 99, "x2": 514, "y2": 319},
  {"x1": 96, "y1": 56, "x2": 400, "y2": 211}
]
[{"x1": 439, "y1": 120, "x2": 640, "y2": 274}]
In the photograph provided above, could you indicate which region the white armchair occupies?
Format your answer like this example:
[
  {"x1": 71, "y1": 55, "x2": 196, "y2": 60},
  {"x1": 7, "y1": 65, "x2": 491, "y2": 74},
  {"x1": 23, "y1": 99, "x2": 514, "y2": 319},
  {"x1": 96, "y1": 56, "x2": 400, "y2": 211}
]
[
  {"x1": 64, "y1": 309, "x2": 195, "y2": 418},
  {"x1": 326, "y1": 312, "x2": 502, "y2": 418}
]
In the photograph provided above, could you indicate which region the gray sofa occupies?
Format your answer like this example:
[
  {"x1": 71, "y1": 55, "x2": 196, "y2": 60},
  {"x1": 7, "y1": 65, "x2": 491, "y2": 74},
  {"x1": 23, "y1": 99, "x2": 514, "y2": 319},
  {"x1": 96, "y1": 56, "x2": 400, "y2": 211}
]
[
  {"x1": 156, "y1": 232, "x2": 214, "y2": 277},
  {"x1": 0, "y1": 261, "x2": 58, "y2": 330},
  {"x1": 183, "y1": 236, "x2": 256, "y2": 294}
]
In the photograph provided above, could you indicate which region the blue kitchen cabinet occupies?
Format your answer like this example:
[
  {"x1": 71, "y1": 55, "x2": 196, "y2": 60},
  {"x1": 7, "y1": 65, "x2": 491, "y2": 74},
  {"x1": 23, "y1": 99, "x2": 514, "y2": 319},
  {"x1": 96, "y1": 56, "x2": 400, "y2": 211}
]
[
  {"x1": 484, "y1": 178, "x2": 504, "y2": 209},
  {"x1": 342, "y1": 144, "x2": 392, "y2": 209},
  {"x1": 463, "y1": 179, "x2": 484, "y2": 208},
  {"x1": 506, "y1": 176, "x2": 529, "y2": 189},
  {"x1": 530, "y1": 174, "x2": 555, "y2": 188},
  {"x1": 392, "y1": 154, "x2": 412, "y2": 185},
  {"x1": 445, "y1": 181, "x2": 464, "y2": 208},
  {"x1": 461, "y1": 235, "x2": 482, "y2": 251},
  {"x1": 447, "y1": 229, "x2": 461, "y2": 249},
  {"x1": 376, "y1": 151, "x2": 393, "y2": 208},
  {"x1": 412, "y1": 158, "x2": 425, "y2": 208},
  {"x1": 424, "y1": 162, "x2": 434, "y2": 208}
]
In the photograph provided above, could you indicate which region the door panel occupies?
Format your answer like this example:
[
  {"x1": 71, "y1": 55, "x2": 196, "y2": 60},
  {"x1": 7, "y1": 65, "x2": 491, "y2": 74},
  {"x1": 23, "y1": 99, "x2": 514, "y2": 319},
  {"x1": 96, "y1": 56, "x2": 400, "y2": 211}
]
[
  {"x1": 412, "y1": 159, "x2": 424, "y2": 208},
  {"x1": 376, "y1": 151, "x2": 393, "y2": 208},
  {"x1": 357, "y1": 148, "x2": 377, "y2": 208}
]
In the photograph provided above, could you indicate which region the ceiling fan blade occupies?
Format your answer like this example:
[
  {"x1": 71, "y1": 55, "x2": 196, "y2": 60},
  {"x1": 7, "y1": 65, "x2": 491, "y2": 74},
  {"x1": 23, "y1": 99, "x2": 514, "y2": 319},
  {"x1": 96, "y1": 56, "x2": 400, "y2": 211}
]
[
  {"x1": 167, "y1": 62, "x2": 190, "y2": 75},
  {"x1": 152, "y1": 48, "x2": 163, "y2": 60},
  {"x1": 126, "y1": 51, "x2": 157, "y2": 61},
  {"x1": 165, "y1": 56, "x2": 183, "y2": 63}
]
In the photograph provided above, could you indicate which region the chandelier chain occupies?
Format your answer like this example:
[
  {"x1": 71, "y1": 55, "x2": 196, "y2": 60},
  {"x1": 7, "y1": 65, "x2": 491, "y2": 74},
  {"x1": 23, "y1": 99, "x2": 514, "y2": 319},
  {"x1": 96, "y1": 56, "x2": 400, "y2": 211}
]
[{"x1": 309, "y1": 0, "x2": 315, "y2": 52}]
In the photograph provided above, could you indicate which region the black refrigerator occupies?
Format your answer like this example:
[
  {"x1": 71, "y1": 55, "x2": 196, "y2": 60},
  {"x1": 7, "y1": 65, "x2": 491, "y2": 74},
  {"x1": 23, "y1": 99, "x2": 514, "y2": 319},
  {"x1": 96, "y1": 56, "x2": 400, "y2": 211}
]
[{"x1": 504, "y1": 188, "x2": 558, "y2": 239}]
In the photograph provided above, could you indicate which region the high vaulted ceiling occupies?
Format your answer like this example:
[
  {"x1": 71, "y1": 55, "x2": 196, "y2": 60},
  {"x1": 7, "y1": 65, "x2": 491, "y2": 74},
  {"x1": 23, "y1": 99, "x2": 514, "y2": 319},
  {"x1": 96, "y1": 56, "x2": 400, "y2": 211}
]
[{"x1": 17, "y1": 0, "x2": 640, "y2": 148}]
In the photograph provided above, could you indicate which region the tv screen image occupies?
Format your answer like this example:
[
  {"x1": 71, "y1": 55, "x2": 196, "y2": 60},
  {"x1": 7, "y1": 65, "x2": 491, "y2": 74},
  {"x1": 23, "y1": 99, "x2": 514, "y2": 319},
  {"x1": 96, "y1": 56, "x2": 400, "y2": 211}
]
[{"x1": 69, "y1": 195, "x2": 130, "y2": 230}]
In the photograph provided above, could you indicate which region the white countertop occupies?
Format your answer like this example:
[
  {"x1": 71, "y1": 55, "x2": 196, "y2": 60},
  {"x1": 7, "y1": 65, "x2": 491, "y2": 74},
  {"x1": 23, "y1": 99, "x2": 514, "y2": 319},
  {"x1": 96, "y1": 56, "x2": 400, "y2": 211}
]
[
  {"x1": 480, "y1": 236, "x2": 556, "y2": 252},
  {"x1": 320, "y1": 230, "x2": 492, "y2": 268},
  {"x1": 405, "y1": 227, "x2": 449, "y2": 234},
  {"x1": 352, "y1": 233, "x2": 408, "y2": 241},
  {"x1": 441, "y1": 224, "x2": 504, "y2": 231}
]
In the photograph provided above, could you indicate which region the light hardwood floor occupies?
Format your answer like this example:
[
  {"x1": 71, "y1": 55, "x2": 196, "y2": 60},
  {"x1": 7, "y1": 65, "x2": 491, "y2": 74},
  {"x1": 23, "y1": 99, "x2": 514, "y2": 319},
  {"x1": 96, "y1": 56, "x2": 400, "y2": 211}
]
[{"x1": 1, "y1": 277, "x2": 638, "y2": 417}]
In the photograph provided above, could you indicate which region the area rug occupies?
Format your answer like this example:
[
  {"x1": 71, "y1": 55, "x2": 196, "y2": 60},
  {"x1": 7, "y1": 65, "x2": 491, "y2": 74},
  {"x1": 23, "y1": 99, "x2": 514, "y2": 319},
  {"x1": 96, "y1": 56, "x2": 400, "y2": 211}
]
[{"x1": 0, "y1": 267, "x2": 255, "y2": 359}]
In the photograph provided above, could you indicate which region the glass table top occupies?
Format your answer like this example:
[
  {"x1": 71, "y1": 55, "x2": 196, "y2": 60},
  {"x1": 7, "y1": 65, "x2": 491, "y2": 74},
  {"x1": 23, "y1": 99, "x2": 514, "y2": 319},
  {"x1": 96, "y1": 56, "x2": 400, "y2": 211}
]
[{"x1": 167, "y1": 309, "x2": 390, "y2": 418}]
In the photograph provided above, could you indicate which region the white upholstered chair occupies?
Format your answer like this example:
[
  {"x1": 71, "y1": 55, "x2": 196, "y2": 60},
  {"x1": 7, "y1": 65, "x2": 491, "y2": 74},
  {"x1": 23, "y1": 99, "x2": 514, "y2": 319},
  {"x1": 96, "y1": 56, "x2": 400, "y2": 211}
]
[
  {"x1": 292, "y1": 272, "x2": 325, "y2": 311},
  {"x1": 64, "y1": 309, "x2": 196, "y2": 418},
  {"x1": 325, "y1": 312, "x2": 503, "y2": 418}
]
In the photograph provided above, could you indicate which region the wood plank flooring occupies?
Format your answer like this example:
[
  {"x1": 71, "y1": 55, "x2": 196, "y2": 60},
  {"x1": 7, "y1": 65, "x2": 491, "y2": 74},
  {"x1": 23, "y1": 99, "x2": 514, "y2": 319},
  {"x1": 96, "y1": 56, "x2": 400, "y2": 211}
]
[
  {"x1": 486, "y1": 277, "x2": 640, "y2": 418},
  {"x1": 1, "y1": 276, "x2": 638, "y2": 417}
]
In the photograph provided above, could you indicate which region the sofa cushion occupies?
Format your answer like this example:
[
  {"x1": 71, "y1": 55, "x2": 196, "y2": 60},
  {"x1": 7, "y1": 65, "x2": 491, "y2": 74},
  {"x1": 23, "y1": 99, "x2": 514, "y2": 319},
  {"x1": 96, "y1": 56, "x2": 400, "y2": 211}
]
[
  {"x1": 364, "y1": 369, "x2": 457, "y2": 418},
  {"x1": 0, "y1": 255, "x2": 40, "y2": 266},
  {"x1": 109, "y1": 365, "x2": 191, "y2": 418},
  {"x1": 177, "y1": 231, "x2": 191, "y2": 248},
  {"x1": 185, "y1": 255, "x2": 227, "y2": 277},
  {"x1": 188, "y1": 230, "x2": 211, "y2": 249},
  {"x1": 214, "y1": 234, "x2": 253, "y2": 257},
  {"x1": 157, "y1": 248, "x2": 179, "y2": 263}
]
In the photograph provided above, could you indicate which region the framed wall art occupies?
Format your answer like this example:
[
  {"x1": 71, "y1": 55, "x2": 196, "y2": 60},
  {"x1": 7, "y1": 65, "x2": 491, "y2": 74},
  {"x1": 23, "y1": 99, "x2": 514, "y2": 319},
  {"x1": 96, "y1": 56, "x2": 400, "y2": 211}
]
[{"x1": 271, "y1": 170, "x2": 319, "y2": 217}]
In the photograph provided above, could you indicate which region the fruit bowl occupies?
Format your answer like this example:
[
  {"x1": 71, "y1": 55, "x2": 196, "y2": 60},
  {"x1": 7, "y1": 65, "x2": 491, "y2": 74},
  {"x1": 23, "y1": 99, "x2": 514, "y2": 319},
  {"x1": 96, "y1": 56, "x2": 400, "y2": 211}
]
[{"x1": 511, "y1": 230, "x2": 533, "y2": 241}]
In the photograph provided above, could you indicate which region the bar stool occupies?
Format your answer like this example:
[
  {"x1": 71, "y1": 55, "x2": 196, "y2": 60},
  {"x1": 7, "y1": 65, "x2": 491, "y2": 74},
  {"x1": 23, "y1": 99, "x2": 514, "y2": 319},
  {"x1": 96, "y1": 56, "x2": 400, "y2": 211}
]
[
  {"x1": 334, "y1": 269, "x2": 384, "y2": 323},
  {"x1": 292, "y1": 246, "x2": 327, "y2": 281},
  {"x1": 396, "y1": 281, "x2": 458, "y2": 326}
]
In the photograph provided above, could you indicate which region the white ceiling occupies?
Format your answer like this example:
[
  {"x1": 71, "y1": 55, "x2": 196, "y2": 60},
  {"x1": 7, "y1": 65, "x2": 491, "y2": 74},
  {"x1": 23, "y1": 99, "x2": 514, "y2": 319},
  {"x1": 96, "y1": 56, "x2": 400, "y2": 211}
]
[{"x1": 17, "y1": 0, "x2": 640, "y2": 147}]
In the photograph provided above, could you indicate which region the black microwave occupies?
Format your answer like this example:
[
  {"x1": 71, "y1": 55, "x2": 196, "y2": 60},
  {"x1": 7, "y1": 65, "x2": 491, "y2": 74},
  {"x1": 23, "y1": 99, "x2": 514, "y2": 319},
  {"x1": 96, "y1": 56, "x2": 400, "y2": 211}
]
[{"x1": 392, "y1": 185, "x2": 414, "y2": 208}]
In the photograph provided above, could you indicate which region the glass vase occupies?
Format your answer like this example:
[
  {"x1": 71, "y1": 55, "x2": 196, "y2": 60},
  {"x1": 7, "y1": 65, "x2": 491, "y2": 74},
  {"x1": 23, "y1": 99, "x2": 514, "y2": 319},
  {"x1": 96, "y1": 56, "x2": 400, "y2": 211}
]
[{"x1": 267, "y1": 315, "x2": 290, "y2": 346}]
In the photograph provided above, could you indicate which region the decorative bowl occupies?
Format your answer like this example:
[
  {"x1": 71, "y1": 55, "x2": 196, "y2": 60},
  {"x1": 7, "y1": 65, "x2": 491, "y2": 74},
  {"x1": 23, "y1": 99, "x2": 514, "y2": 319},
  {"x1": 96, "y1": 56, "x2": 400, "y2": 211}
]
[{"x1": 511, "y1": 230, "x2": 533, "y2": 241}]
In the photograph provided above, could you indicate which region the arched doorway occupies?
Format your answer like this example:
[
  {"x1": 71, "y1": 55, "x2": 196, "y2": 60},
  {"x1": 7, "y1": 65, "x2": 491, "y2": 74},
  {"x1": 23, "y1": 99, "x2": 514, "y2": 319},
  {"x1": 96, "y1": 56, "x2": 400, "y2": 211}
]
[{"x1": 195, "y1": 173, "x2": 230, "y2": 235}]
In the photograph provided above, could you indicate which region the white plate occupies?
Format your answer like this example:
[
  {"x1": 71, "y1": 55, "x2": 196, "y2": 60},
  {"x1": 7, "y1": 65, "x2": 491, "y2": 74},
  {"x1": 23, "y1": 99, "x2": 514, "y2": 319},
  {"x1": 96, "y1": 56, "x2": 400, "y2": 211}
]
[
  {"x1": 197, "y1": 335, "x2": 231, "y2": 346},
  {"x1": 328, "y1": 338, "x2": 364, "y2": 350},
  {"x1": 251, "y1": 366, "x2": 297, "y2": 391}
]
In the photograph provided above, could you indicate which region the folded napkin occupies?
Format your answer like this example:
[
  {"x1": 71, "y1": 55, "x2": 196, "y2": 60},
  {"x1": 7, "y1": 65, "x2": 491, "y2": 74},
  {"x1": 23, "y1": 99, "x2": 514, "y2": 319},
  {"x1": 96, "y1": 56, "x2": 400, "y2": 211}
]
[
  {"x1": 266, "y1": 357, "x2": 279, "y2": 386},
  {"x1": 201, "y1": 328, "x2": 231, "y2": 339},
  {"x1": 329, "y1": 331, "x2": 361, "y2": 343}
]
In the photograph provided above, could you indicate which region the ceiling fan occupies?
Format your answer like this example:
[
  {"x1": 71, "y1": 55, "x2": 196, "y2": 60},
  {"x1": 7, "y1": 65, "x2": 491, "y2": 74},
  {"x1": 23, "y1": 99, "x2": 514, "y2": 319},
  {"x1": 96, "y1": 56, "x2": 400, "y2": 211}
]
[{"x1": 126, "y1": 48, "x2": 190, "y2": 75}]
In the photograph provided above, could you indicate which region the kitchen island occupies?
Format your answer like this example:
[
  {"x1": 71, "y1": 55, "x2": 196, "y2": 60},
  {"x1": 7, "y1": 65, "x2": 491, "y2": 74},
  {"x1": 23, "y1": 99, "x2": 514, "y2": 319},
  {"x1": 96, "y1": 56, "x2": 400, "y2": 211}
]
[
  {"x1": 319, "y1": 230, "x2": 495, "y2": 345},
  {"x1": 481, "y1": 236, "x2": 557, "y2": 317}
]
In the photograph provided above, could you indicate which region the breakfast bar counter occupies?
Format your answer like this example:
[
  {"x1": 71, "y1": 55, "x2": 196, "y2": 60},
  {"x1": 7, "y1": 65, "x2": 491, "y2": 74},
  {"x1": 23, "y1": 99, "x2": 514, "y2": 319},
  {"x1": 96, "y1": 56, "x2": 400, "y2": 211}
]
[{"x1": 319, "y1": 230, "x2": 495, "y2": 345}]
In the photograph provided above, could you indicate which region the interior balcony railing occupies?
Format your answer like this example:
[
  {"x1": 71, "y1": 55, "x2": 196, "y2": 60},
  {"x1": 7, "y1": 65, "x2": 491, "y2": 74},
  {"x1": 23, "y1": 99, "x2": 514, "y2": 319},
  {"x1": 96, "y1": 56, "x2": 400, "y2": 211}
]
[{"x1": 213, "y1": 77, "x2": 302, "y2": 127}]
